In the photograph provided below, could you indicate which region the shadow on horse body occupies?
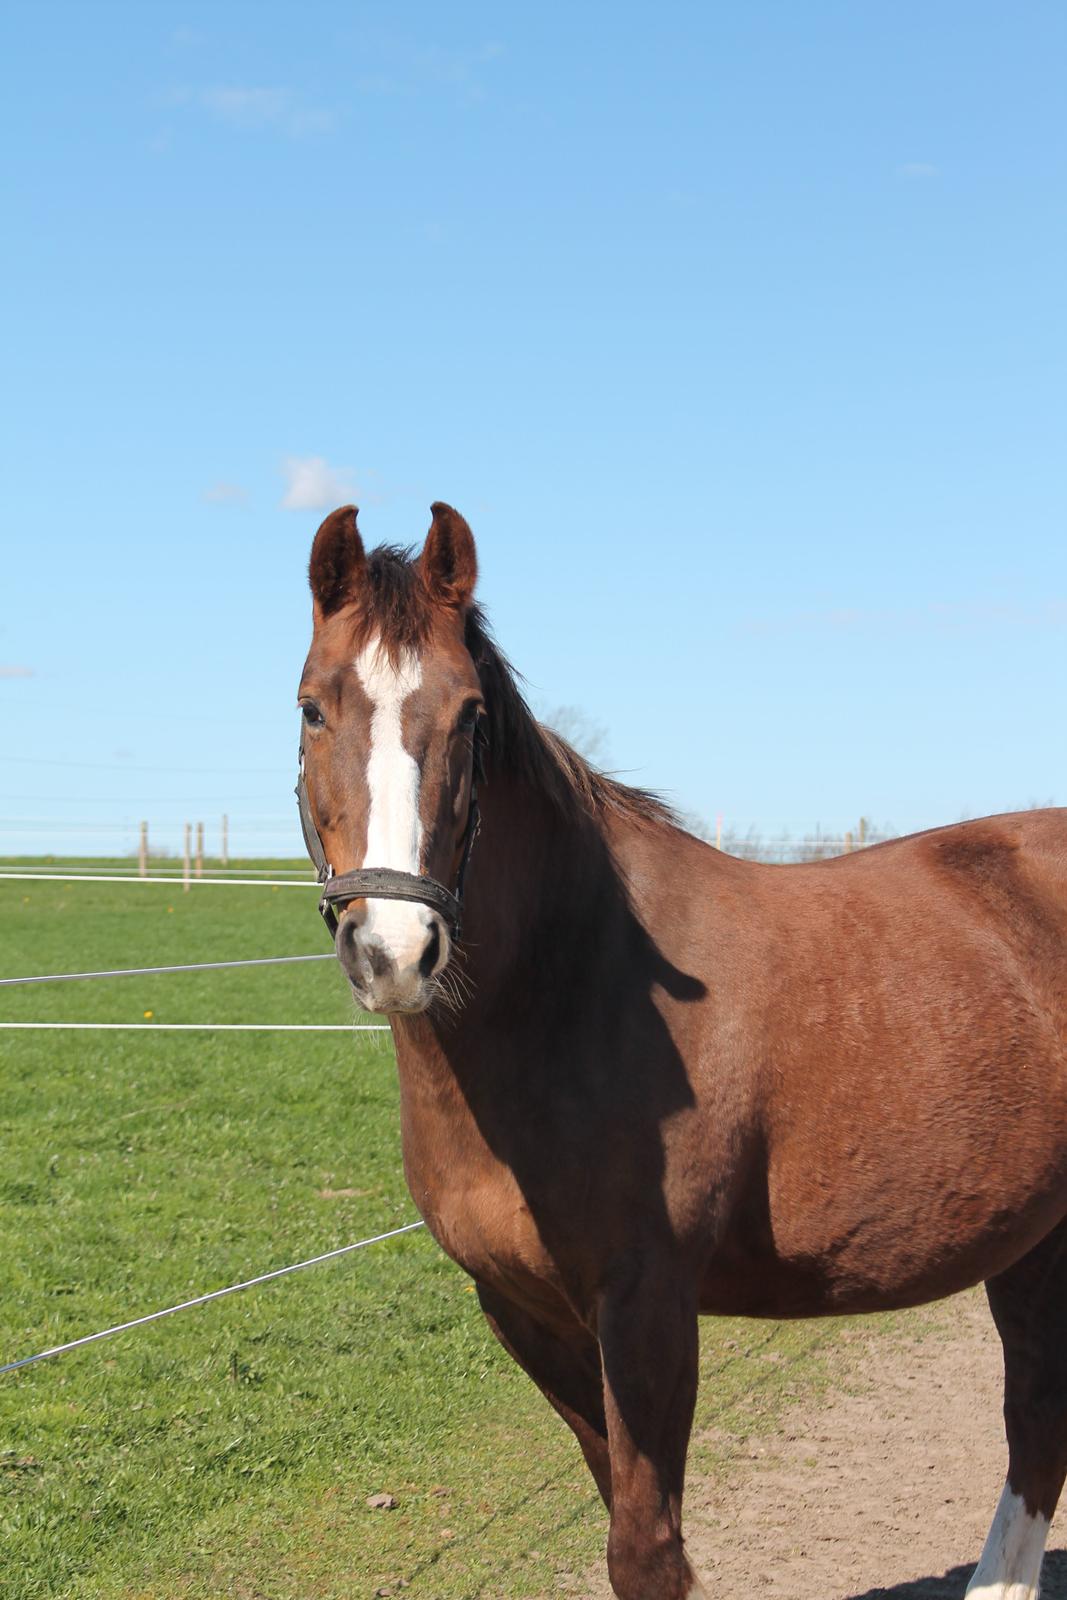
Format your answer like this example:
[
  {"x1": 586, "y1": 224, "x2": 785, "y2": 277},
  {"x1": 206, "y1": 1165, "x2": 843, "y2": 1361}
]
[{"x1": 296, "y1": 502, "x2": 1067, "y2": 1600}]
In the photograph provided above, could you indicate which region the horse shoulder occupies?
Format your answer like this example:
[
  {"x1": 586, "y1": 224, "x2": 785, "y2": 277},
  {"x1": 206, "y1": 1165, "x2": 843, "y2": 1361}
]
[{"x1": 393, "y1": 1034, "x2": 577, "y2": 1311}]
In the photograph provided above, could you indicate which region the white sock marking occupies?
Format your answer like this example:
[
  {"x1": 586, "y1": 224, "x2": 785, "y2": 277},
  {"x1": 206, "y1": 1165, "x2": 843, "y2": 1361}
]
[{"x1": 966, "y1": 1482, "x2": 1049, "y2": 1599}]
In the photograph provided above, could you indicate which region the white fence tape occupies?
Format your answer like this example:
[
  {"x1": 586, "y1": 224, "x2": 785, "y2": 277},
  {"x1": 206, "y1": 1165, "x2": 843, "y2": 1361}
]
[
  {"x1": 0, "y1": 953, "x2": 335, "y2": 987},
  {"x1": 0, "y1": 1022, "x2": 388, "y2": 1031},
  {"x1": 0, "y1": 1221, "x2": 427, "y2": 1376},
  {"x1": 0, "y1": 872, "x2": 315, "y2": 888}
]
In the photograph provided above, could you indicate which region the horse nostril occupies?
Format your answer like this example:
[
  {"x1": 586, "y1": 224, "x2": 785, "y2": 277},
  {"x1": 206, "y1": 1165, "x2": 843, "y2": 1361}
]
[
  {"x1": 335, "y1": 916, "x2": 365, "y2": 979},
  {"x1": 419, "y1": 921, "x2": 441, "y2": 978}
]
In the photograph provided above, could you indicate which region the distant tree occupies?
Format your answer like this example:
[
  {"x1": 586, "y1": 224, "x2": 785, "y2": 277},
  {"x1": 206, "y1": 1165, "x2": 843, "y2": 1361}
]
[
  {"x1": 536, "y1": 703, "x2": 906, "y2": 860},
  {"x1": 677, "y1": 810, "x2": 715, "y2": 843},
  {"x1": 540, "y1": 703, "x2": 720, "y2": 840},
  {"x1": 716, "y1": 820, "x2": 898, "y2": 862},
  {"x1": 538, "y1": 703, "x2": 612, "y2": 767}
]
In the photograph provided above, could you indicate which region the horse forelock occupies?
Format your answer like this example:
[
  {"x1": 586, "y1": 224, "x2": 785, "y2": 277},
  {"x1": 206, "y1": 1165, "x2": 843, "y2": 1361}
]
[{"x1": 342, "y1": 544, "x2": 436, "y2": 664}]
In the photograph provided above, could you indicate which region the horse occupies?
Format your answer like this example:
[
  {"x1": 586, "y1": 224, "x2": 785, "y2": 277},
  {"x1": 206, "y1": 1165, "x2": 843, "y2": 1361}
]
[{"x1": 296, "y1": 501, "x2": 1067, "y2": 1600}]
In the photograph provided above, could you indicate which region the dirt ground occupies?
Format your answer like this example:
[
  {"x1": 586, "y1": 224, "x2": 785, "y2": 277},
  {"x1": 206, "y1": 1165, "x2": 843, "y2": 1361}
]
[{"x1": 584, "y1": 1291, "x2": 1067, "y2": 1599}]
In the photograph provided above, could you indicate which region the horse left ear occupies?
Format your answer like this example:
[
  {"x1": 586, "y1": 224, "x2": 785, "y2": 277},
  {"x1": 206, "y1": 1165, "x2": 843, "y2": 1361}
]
[{"x1": 419, "y1": 502, "x2": 477, "y2": 609}]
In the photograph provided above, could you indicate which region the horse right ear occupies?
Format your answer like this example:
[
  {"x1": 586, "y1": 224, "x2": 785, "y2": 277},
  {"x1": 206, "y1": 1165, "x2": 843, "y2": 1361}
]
[{"x1": 308, "y1": 505, "x2": 366, "y2": 619}]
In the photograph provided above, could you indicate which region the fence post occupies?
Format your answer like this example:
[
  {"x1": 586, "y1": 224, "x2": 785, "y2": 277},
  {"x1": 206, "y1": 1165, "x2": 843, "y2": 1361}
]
[
  {"x1": 858, "y1": 816, "x2": 867, "y2": 848},
  {"x1": 195, "y1": 821, "x2": 204, "y2": 879},
  {"x1": 221, "y1": 813, "x2": 229, "y2": 868},
  {"x1": 138, "y1": 821, "x2": 148, "y2": 878},
  {"x1": 715, "y1": 813, "x2": 723, "y2": 851},
  {"x1": 183, "y1": 823, "x2": 191, "y2": 893},
  {"x1": 844, "y1": 830, "x2": 854, "y2": 854}
]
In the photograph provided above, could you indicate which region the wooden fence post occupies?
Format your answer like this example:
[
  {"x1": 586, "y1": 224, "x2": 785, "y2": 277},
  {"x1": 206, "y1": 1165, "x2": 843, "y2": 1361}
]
[
  {"x1": 195, "y1": 821, "x2": 204, "y2": 879},
  {"x1": 858, "y1": 816, "x2": 868, "y2": 848},
  {"x1": 221, "y1": 813, "x2": 229, "y2": 867},
  {"x1": 844, "y1": 830, "x2": 854, "y2": 854},
  {"x1": 715, "y1": 813, "x2": 723, "y2": 851},
  {"x1": 183, "y1": 823, "x2": 191, "y2": 893},
  {"x1": 138, "y1": 821, "x2": 148, "y2": 878}
]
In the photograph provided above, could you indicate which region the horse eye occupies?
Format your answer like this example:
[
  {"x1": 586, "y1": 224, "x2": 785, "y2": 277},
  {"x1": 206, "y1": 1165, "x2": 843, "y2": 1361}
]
[{"x1": 300, "y1": 702, "x2": 325, "y2": 728}]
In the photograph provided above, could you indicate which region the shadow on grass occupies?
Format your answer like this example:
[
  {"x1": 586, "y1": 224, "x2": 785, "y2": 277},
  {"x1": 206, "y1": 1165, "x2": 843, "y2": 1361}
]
[{"x1": 847, "y1": 1546, "x2": 1067, "y2": 1599}]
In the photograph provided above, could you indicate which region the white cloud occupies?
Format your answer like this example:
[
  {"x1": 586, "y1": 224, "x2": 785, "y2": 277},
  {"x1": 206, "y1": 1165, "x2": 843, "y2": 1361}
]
[
  {"x1": 0, "y1": 665, "x2": 33, "y2": 678},
  {"x1": 896, "y1": 162, "x2": 939, "y2": 180},
  {"x1": 280, "y1": 456, "x2": 358, "y2": 511},
  {"x1": 355, "y1": 39, "x2": 505, "y2": 105},
  {"x1": 201, "y1": 85, "x2": 290, "y2": 125},
  {"x1": 160, "y1": 84, "x2": 338, "y2": 137},
  {"x1": 201, "y1": 480, "x2": 249, "y2": 505},
  {"x1": 199, "y1": 85, "x2": 336, "y2": 135}
]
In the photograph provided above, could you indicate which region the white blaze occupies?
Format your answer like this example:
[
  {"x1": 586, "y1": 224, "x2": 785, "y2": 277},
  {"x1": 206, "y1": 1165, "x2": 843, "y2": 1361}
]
[
  {"x1": 355, "y1": 639, "x2": 423, "y2": 871},
  {"x1": 353, "y1": 638, "x2": 432, "y2": 965},
  {"x1": 966, "y1": 1482, "x2": 1049, "y2": 1600}
]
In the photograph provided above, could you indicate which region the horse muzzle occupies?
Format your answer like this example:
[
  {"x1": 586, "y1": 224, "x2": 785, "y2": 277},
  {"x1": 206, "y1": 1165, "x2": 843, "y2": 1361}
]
[{"x1": 334, "y1": 901, "x2": 448, "y2": 1013}]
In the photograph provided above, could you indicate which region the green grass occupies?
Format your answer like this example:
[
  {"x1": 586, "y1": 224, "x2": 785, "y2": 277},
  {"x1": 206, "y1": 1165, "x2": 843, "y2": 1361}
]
[{"x1": 1, "y1": 861, "x2": 898, "y2": 1599}]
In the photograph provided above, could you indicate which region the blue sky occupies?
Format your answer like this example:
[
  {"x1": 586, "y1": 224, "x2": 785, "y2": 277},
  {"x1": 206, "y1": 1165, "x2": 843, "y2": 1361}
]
[{"x1": 2, "y1": 2, "x2": 1064, "y2": 857}]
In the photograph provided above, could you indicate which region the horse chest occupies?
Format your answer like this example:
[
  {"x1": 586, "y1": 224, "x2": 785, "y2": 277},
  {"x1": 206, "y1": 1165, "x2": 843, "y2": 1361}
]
[
  {"x1": 423, "y1": 1169, "x2": 568, "y2": 1308},
  {"x1": 399, "y1": 1106, "x2": 568, "y2": 1306}
]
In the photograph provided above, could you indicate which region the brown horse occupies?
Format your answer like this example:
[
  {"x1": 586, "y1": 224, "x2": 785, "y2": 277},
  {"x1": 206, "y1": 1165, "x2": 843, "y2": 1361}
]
[{"x1": 297, "y1": 502, "x2": 1067, "y2": 1600}]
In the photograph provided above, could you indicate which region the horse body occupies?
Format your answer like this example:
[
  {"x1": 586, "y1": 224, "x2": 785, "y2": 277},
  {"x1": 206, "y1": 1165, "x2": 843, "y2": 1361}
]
[
  {"x1": 298, "y1": 502, "x2": 1067, "y2": 1599},
  {"x1": 398, "y1": 797, "x2": 1067, "y2": 1326},
  {"x1": 698, "y1": 813, "x2": 1067, "y2": 1319}
]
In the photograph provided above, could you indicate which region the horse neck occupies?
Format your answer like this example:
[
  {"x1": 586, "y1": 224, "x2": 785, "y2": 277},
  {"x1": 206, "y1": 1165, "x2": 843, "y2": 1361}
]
[
  {"x1": 396, "y1": 771, "x2": 632, "y2": 1054},
  {"x1": 471, "y1": 773, "x2": 627, "y2": 987}
]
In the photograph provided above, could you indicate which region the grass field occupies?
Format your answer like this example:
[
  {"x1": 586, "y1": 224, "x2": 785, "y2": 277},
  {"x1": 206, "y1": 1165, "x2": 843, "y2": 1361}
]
[{"x1": 1, "y1": 858, "x2": 875, "y2": 1599}]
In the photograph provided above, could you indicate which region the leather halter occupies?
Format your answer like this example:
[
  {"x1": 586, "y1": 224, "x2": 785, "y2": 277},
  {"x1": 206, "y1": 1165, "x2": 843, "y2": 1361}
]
[{"x1": 295, "y1": 720, "x2": 485, "y2": 941}]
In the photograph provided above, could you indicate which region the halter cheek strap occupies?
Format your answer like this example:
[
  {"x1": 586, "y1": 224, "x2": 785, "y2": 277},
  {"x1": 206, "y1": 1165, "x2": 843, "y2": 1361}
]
[{"x1": 295, "y1": 724, "x2": 484, "y2": 942}]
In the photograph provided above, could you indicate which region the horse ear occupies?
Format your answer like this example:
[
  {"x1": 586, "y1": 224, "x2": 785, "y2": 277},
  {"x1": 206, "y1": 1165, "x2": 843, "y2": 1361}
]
[
  {"x1": 419, "y1": 502, "x2": 477, "y2": 609},
  {"x1": 308, "y1": 505, "x2": 366, "y2": 619}
]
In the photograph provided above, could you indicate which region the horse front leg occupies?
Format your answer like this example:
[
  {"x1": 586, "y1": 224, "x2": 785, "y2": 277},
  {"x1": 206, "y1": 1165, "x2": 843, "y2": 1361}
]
[
  {"x1": 599, "y1": 1261, "x2": 704, "y2": 1600},
  {"x1": 477, "y1": 1282, "x2": 614, "y2": 1508}
]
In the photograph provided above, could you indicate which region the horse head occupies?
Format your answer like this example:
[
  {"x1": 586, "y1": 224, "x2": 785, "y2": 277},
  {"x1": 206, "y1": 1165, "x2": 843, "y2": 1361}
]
[{"x1": 297, "y1": 502, "x2": 484, "y2": 1013}]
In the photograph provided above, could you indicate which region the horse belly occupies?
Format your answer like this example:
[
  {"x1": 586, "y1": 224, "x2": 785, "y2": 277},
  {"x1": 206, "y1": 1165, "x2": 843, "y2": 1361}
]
[
  {"x1": 697, "y1": 1104, "x2": 1067, "y2": 1318},
  {"x1": 773, "y1": 1144, "x2": 1067, "y2": 1315}
]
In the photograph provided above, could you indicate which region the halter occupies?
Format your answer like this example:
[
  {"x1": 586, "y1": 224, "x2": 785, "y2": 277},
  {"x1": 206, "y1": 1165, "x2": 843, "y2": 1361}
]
[{"x1": 295, "y1": 721, "x2": 486, "y2": 942}]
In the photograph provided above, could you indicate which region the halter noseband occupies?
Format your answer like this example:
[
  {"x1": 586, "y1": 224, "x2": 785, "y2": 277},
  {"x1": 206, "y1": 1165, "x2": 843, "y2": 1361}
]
[{"x1": 295, "y1": 722, "x2": 485, "y2": 942}]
